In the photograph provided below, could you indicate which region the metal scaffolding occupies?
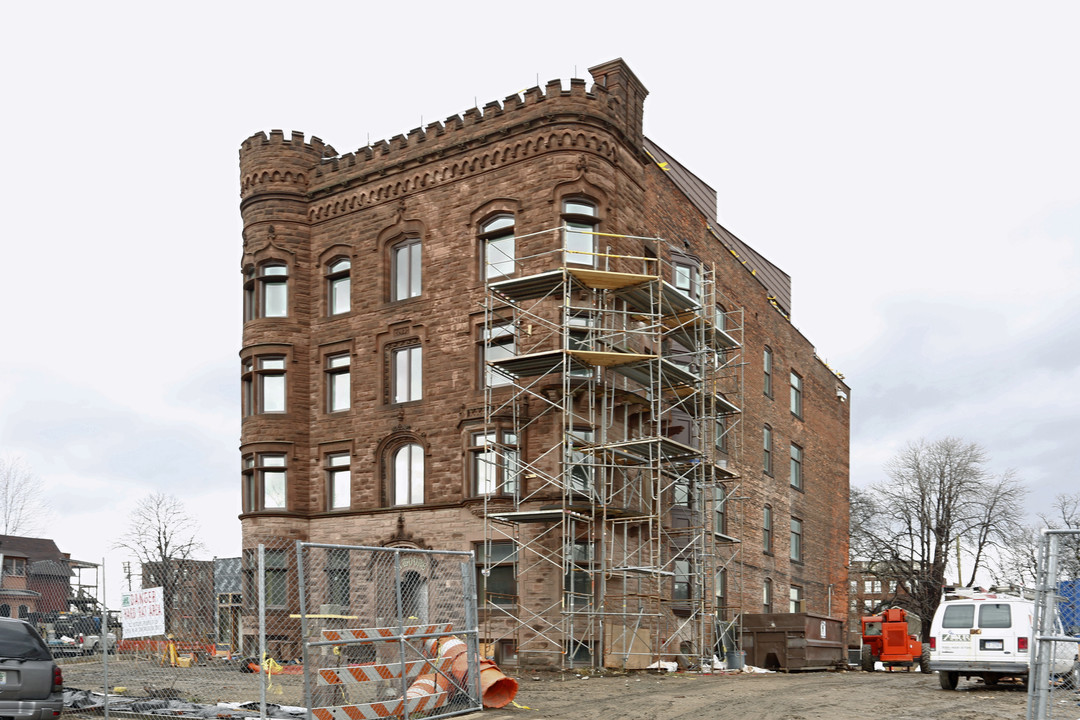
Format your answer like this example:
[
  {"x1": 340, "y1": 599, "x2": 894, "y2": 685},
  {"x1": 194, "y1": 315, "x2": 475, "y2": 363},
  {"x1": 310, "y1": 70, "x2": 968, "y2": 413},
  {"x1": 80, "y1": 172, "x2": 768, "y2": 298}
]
[{"x1": 479, "y1": 227, "x2": 744, "y2": 669}]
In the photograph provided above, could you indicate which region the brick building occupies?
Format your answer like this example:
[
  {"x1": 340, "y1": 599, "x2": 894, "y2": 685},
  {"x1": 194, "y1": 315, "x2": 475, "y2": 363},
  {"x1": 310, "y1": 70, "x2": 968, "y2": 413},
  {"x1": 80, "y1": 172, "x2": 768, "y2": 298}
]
[
  {"x1": 237, "y1": 59, "x2": 850, "y2": 667},
  {"x1": 0, "y1": 535, "x2": 74, "y2": 617}
]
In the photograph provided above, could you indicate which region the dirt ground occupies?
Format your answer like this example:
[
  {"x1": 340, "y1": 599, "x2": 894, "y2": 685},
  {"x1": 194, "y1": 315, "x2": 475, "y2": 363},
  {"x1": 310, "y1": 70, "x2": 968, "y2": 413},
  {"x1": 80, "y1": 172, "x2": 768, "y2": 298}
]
[
  {"x1": 469, "y1": 669, "x2": 1034, "y2": 720},
  {"x1": 59, "y1": 657, "x2": 1050, "y2": 720}
]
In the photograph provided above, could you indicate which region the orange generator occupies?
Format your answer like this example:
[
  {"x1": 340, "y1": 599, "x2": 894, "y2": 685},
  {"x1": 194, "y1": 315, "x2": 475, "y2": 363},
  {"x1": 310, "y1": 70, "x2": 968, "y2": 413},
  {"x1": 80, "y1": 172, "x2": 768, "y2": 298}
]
[{"x1": 860, "y1": 608, "x2": 927, "y2": 672}]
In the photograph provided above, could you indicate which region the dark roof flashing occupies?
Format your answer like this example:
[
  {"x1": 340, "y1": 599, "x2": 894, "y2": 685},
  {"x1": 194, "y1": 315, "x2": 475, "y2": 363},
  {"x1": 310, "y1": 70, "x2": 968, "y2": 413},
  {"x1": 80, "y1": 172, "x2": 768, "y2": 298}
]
[{"x1": 642, "y1": 137, "x2": 792, "y2": 316}]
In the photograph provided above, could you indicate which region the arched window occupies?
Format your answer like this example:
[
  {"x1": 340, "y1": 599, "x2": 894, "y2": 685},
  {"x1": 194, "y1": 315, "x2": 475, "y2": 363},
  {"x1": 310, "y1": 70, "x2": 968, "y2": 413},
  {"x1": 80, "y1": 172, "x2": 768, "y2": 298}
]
[
  {"x1": 0, "y1": 604, "x2": 9, "y2": 617},
  {"x1": 391, "y1": 443, "x2": 424, "y2": 506},
  {"x1": 327, "y1": 258, "x2": 351, "y2": 314},
  {"x1": 17, "y1": 605, "x2": 28, "y2": 618},
  {"x1": 391, "y1": 238, "x2": 422, "y2": 300},
  {"x1": 562, "y1": 200, "x2": 598, "y2": 266},
  {"x1": 480, "y1": 215, "x2": 515, "y2": 280}
]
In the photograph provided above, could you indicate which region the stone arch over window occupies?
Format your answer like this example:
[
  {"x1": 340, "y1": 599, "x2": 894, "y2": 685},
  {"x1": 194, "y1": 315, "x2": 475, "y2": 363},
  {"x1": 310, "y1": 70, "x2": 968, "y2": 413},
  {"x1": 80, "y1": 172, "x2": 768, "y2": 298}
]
[
  {"x1": 378, "y1": 220, "x2": 426, "y2": 303},
  {"x1": 243, "y1": 258, "x2": 292, "y2": 320},
  {"x1": 471, "y1": 199, "x2": 521, "y2": 281},
  {"x1": 376, "y1": 433, "x2": 430, "y2": 507},
  {"x1": 552, "y1": 179, "x2": 606, "y2": 268},
  {"x1": 320, "y1": 245, "x2": 353, "y2": 316}
]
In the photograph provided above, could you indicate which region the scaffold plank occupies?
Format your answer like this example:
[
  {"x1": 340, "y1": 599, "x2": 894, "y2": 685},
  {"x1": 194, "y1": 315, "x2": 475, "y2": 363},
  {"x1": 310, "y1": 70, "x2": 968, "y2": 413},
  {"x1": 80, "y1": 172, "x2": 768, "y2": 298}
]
[{"x1": 567, "y1": 267, "x2": 657, "y2": 290}]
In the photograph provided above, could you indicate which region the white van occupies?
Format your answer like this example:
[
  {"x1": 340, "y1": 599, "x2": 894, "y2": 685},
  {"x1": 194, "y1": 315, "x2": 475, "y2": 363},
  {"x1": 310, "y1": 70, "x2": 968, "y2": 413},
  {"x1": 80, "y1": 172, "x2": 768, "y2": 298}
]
[{"x1": 929, "y1": 586, "x2": 1076, "y2": 690}]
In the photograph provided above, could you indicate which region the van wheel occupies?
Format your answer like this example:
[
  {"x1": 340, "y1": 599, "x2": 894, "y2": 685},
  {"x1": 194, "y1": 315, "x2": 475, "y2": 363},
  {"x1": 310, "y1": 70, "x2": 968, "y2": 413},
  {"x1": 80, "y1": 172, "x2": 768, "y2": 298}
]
[
  {"x1": 860, "y1": 646, "x2": 875, "y2": 672},
  {"x1": 920, "y1": 644, "x2": 930, "y2": 673},
  {"x1": 939, "y1": 671, "x2": 959, "y2": 690}
]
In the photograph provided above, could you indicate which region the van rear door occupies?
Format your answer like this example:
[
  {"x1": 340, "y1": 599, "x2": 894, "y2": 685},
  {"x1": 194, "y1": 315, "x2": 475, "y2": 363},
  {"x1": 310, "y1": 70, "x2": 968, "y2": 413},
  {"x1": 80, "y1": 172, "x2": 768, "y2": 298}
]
[
  {"x1": 938, "y1": 603, "x2": 978, "y2": 662},
  {"x1": 974, "y1": 602, "x2": 1014, "y2": 662}
]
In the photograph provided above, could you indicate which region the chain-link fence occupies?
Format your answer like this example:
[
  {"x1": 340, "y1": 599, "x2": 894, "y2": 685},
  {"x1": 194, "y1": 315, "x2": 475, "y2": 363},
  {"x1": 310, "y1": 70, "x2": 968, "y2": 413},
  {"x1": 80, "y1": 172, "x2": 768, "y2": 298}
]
[
  {"x1": 54, "y1": 539, "x2": 484, "y2": 720},
  {"x1": 57, "y1": 538, "x2": 297, "y2": 713},
  {"x1": 296, "y1": 543, "x2": 481, "y2": 720},
  {"x1": 1027, "y1": 529, "x2": 1080, "y2": 720}
]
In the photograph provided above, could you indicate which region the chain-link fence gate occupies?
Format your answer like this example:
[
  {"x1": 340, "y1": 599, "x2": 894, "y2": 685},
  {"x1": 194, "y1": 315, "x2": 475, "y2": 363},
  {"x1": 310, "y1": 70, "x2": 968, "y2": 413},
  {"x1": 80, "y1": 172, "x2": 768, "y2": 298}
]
[
  {"x1": 1027, "y1": 528, "x2": 1080, "y2": 720},
  {"x1": 56, "y1": 540, "x2": 483, "y2": 720},
  {"x1": 296, "y1": 543, "x2": 481, "y2": 720}
]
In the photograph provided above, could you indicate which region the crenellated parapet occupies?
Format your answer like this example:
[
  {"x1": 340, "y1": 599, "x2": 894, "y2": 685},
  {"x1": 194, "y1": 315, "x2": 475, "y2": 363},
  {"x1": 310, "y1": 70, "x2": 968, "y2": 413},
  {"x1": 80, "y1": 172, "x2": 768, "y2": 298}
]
[
  {"x1": 239, "y1": 129, "x2": 336, "y2": 201},
  {"x1": 237, "y1": 59, "x2": 649, "y2": 211}
]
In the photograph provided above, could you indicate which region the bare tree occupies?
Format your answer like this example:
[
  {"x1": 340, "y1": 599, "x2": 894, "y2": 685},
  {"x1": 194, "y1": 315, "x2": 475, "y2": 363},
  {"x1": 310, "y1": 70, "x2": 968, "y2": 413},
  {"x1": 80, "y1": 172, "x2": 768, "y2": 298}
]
[
  {"x1": 993, "y1": 493, "x2": 1080, "y2": 583},
  {"x1": 850, "y1": 438, "x2": 1026, "y2": 640},
  {"x1": 114, "y1": 492, "x2": 205, "y2": 634},
  {"x1": 0, "y1": 456, "x2": 50, "y2": 534}
]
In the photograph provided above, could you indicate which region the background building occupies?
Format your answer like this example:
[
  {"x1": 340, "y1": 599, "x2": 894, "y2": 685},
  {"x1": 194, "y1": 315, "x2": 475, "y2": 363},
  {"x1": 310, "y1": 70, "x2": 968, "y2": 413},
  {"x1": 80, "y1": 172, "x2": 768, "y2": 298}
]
[{"x1": 237, "y1": 59, "x2": 850, "y2": 667}]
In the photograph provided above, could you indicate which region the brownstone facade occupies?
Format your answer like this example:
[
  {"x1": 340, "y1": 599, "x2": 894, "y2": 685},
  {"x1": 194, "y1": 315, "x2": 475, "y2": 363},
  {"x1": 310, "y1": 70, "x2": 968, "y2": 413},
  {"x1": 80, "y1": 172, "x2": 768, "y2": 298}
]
[{"x1": 238, "y1": 59, "x2": 850, "y2": 667}]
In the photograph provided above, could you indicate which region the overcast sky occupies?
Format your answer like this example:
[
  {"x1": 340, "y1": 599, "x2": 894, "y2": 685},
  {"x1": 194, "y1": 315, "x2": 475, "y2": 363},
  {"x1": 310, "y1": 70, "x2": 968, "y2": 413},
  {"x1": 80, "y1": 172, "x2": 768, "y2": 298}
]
[{"x1": 1, "y1": 2, "x2": 1077, "y2": 600}]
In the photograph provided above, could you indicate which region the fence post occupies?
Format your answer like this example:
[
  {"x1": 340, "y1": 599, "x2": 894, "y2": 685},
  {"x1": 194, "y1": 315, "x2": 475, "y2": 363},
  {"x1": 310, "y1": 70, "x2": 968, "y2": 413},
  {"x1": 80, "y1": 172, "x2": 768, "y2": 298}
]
[
  {"x1": 462, "y1": 555, "x2": 481, "y2": 706},
  {"x1": 258, "y1": 544, "x2": 267, "y2": 720},
  {"x1": 297, "y1": 541, "x2": 312, "y2": 720},
  {"x1": 102, "y1": 557, "x2": 109, "y2": 720}
]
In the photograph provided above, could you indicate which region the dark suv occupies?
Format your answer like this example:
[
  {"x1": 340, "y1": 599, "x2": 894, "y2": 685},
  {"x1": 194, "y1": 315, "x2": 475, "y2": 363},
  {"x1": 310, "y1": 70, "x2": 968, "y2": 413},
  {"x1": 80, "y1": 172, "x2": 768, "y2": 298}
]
[{"x1": 0, "y1": 617, "x2": 63, "y2": 720}]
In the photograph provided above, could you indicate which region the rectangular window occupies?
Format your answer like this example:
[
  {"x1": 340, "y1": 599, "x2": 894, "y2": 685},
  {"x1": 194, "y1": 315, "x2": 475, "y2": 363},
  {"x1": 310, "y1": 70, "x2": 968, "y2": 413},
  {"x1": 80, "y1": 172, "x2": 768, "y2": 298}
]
[
  {"x1": 565, "y1": 541, "x2": 594, "y2": 609},
  {"x1": 242, "y1": 455, "x2": 255, "y2": 512},
  {"x1": 392, "y1": 345, "x2": 422, "y2": 403},
  {"x1": 865, "y1": 579, "x2": 882, "y2": 594},
  {"x1": 567, "y1": 314, "x2": 596, "y2": 378},
  {"x1": 326, "y1": 354, "x2": 351, "y2": 412},
  {"x1": 484, "y1": 323, "x2": 516, "y2": 387},
  {"x1": 476, "y1": 542, "x2": 517, "y2": 606},
  {"x1": 259, "y1": 357, "x2": 286, "y2": 413},
  {"x1": 260, "y1": 454, "x2": 287, "y2": 509},
  {"x1": 714, "y1": 485, "x2": 726, "y2": 536},
  {"x1": 673, "y1": 261, "x2": 697, "y2": 299},
  {"x1": 673, "y1": 558, "x2": 691, "y2": 601},
  {"x1": 763, "y1": 425, "x2": 772, "y2": 475},
  {"x1": 562, "y1": 201, "x2": 596, "y2": 266},
  {"x1": 326, "y1": 548, "x2": 350, "y2": 606},
  {"x1": 790, "y1": 517, "x2": 803, "y2": 562},
  {"x1": 715, "y1": 415, "x2": 728, "y2": 454},
  {"x1": 978, "y1": 603, "x2": 1012, "y2": 629},
  {"x1": 763, "y1": 505, "x2": 773, "y2": 553},
  {"x1": 763, "y1": 578, "x2": 773, "y2": 613},
  {"x1": 568, "y1": 430, "x2": 595, "y2": 494},
  {"x1": 393, "y1": 239, "x2": 422, "y2": 300},
  {"x1": 261, "y1": 265, "x2": 288, "y2": 318},
  {"x1": 265, "y1": 549, "x2": 288, "y2": 607},
  {"x1": 470, "y1": 431, "x2": 519, "y2": 496},
  {"x1": 242, "y1": 358, "x2": 254, "y2": 416},
  {"x1": 789, "y1": 585, "x2": 804, "y2": 613},
  {"x1": 763, "y1": 347, "x2": 773, "y2": 397},
  {"x1": 790, "y1": 444, "x2": 803, "y2": 490},
  {"x1": 790, "y1": 372, "x2": 803, "y2": 417},
  {"x1": 327, "y1": 452, "x2": 350, "y2": 510},
  {"x1": 941, "y1": 604, "x2": 975, "y2": 628}
]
